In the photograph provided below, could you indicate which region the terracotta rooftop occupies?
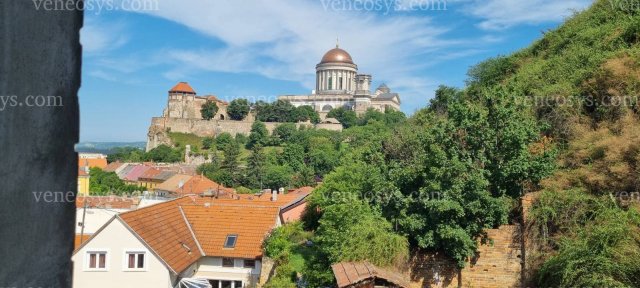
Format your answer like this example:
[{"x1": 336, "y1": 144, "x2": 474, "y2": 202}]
[
  {"x1": 237, "y1": 186, "x2": 313, "y2": 208},
  {"x1": 181, "y1": 203, "x2": 280, "y2": 259},
  {"x1": 169, "y1": 82, "x2": 196, "y2": 94},
  {"x1": 78, "y1": 157, "x2": 107, "y2": 169},
  {"x1": 332, "y1": 261, "x2": 410, "y2": 288},
  {"x1": 172, "y1": 175, "x2": 236, "y2": 197},
  {"x1": 115, "y1": 196, "x2": 281, "y2": 274},
  {"x1": 154, "y1": 174, "x2": 193, "y2": 194},
  {"x1": 76, "y1": 196, "x2": 139, "y2": 209},
  {"x1": 138, "y1": 167, "x2": 162, "y2": 181},
  {"x1": 118, "y1": 197, "x2": 202, "y2": 274},
  {"x1": 103, "y1": 161, "x2": 125, "y2": 172},
  {"x1": 122, "y1": 165, "x2": 152, "y2": 182}
]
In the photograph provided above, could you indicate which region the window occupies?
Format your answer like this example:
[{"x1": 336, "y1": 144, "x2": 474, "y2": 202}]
[
  {"x1": 222, "y1": 257, "x2": 234, "y2": 267},
  {"x1": 243, "y1": 259, "x2": 256, "y2": 268},
  {"x1": 86, "y1": 251, "x2": 107, "y2": 270},
  {"x1": 125, "y1": 251, "x2": 146, "y2": 270},
  {"x1": 328, "y1": 76, "x2": 332, "y2": 89},
  {"x1": 224, "y1": 234, "x2": 237, "y2": 248}
]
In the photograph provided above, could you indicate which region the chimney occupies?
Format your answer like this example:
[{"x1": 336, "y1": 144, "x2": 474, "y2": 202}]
[
  {"x1": 271, "y1": 189, "x2": 278, "y2": 202},
  {"x1": 279, "y1": 187, "x2": 285, "y2": 195}
]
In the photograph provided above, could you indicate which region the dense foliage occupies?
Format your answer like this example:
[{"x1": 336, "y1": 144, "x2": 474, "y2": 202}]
[
  {"x1": 227, "y1": 98, "x2": 250, "y2": 120},
  {"x1": 107, "y1": 144, "x2": 183, "y2": 163},
  {"x1": 200, "y1": 100, "x2": 219, "y2": 120},
  {"x1": 254, "y1": 100, "x2": 320, "y2": 123},
  {"x1": 88, "y1": 168, "x2": 140, "y2": 195}
]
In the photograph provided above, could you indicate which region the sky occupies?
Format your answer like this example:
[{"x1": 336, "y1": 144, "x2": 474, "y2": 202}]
[{"x1": 79, "y1": 0, "x2": 594, "y2": 142}]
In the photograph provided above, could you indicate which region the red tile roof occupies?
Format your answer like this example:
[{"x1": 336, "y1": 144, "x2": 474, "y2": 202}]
[
  {"x1": 115, "y1": 197, "x2": 281, "y2": 273},
  {"x1": 173, "y1": 175, "x2": 236, "y2": 196},
  {"x1": 122, "y1": 165, "x2": 152, "y2": 182},
  {"x1": 78, "y1": 157, "x2": 108, "y2": 169},
  {"x1": 103, "y1": 161, "x2": 125, "y2": 172},
  {"x1": 332, "y1": 261, "x2": 410, "y2": 288},
  {"x1": 138, "y1": 167, "x2": 162, "y2": 181},
  {"x1": 181, "y1": 203, "x2": 280, "y2": 259},
  {"x1": 119, "y1": 197, "x2": 202, "y2": 274},
  {"x1": 76, "y1": 196, "x2": 139, "y2": 209},
  {"x1": 169, "y1": 82, "x2": 196, "y2": 94}
]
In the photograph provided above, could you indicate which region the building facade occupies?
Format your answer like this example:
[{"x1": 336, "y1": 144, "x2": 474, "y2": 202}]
[{"x1": 278, "y1": 44, "x2": 401, "y2": 116}]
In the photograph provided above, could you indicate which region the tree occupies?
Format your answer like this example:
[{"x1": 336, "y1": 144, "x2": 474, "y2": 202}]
[
  {"x1": 357, "y1": 108, "x2": 385, "y2": 126},
  {"x1": 202, "y1": 137, "x2": 215, "y2": 150},
  {"x1": 227, "y1": 98, "x2": 250, "y2": 120},
  {"x1": 215, "y1": 133, "x2": 234, "y2": 151},
  {"x1": 294, "y1": 105, "x2": 321, "y2": 124},
  {"x1": 200, "y1": 100, "x2": 219, "y2": 120},
  {"x1": 89, "y1": 168, "x2": 138, "y2": 195},
  {"x1": 327, "y1": 107, "x2": 357, "y2": 128},
  {"x1": 222, "y1": 141, "x2": 240, "y2": 171},
  {"x1": 246, "y1": 145, "x2": 267, "y2": 189},
  {"x1": 144, "y1": 144, "x2": 182, "y2": 163},
  {"x1": 263, "y1": 165, "x2": 293, "y2": 190},
  {"x1": 278, "y1": 143, "x2": 305, "y2": 171},
  {"x1": 272, "y1": 123, "x2": 298, "y2": 144},
  {"x1": 247, "y1": 121, "x2": 269, "y2": 149}
]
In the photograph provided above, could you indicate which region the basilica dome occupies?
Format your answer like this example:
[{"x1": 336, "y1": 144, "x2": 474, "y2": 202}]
[{"x1": 320, "y1": 46, "x2": 354, "y2": 64}]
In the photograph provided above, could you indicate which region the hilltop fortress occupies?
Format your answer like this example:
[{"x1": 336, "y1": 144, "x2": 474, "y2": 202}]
[{"x1": 146, "y1": 44, "x2": 401, "y2": 151}]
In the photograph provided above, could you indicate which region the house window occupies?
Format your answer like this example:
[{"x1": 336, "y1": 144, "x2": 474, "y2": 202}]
[
  {"x1": 86, "y1": 251, "x2": 107, "y2": 270},
  {"x1": 125, "y1": 251, "x2": 146, "y2": 270},
  {"x1": 224, "y1": 234, "x2": 237, "y2": 248},
  {"x1": 222, "y1": 257, "x2": 234, "y2": 267},
  {"x1": 243, "y1": 259, "x2": 256, "y2": 268}
]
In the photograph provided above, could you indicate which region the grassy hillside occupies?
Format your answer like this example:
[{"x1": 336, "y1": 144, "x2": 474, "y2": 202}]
[{"x1": 470, "y1": 1, "x2": 640, "y2": 286}]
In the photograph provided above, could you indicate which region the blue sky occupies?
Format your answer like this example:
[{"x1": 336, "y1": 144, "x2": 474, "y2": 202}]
[{"x1": 79, "y1": 0, "x2": 594, "y2": 142}]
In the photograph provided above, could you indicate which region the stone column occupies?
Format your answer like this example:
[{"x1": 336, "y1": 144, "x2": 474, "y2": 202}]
[{"x1": 0, "y1": 0, "x2": 81, "y2": 287}]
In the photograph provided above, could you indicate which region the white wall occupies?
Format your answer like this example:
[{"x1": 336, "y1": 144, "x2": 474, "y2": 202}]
[
  {"x1": 72, "y1": 218, "x2": 174, "y2": 288},
  {"x1": 193, "y1": 257, "x2": 262, "y2": 286}
]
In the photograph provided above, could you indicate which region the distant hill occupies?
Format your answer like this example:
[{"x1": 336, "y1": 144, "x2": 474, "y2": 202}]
[{"x1": 75, "y1": 142, "x2": 146, "y2": 154}]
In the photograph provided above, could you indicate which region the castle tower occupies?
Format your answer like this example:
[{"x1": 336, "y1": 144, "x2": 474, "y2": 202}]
[
  {"x1": 315, "y1": 44, "x2": 358, "y2": 94},
  {"x1": 165, "y1": 82, "x2": 197, "y2": 118}
]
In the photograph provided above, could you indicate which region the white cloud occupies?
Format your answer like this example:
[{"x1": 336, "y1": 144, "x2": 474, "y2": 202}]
[
  {"x1": 123, "y1": 0, "x2": 498, "y2": 111},
  {"x1": 80, "y1": 18, "x2": 129, "y2": 54},
  {"x1": 460, "y1": 0, "x2": 593, "y2": 30}
]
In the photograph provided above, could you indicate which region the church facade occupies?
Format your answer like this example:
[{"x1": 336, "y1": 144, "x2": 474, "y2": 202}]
[{"x1": 278, "y1": 45, "x2": 401, "y2": 116}]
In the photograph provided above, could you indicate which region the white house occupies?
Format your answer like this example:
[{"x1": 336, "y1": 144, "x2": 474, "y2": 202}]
[{"x1": 72, "y1": 196, "x2": 282, "y2": 288}]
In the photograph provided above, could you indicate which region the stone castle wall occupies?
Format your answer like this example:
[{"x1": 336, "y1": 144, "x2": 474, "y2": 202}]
[
  {"x1": 410, "y1": 225, "x2": 522, "y2": 288},
  {"x1": 146, "y1": 116, "x2": 342, "y2": 151}
]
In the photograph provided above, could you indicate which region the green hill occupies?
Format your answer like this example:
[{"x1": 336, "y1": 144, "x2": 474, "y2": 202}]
[{"x1": 462, "y1": 0, "x2": 640, "y2": 286}]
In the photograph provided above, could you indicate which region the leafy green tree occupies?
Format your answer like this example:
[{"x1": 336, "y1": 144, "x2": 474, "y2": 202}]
[
  {"x1": 327, "y1": 107, "x2": 357, "y2": 128},
  {"x1": 290, "y1": 165, "x2": 316, "y2": 188},
  {"x1": 357, "y1": 108, "x2": 385, "y2": 126},
  {"x1": 222, "y1": 141, "x2": 240, "y2": 171},
  {"x1": 263, "y1": 165, "x2": 293, "y2": 190},
  {"x1": 383, "y1": 108, "x2": 406, "y2": 126},
  {"x1": 106, "y1": 147, "x2": 147, "y2": 163},
  {"x1": 247, "y1": 121, "x2": 269, "y2": 149},
  {"x1": 202, "y1": 137, "x2": 215, "y2": 150},
  {"x1": 144, "y1": 144, "x2": 182, "y2": 163},
  {"x1": 307, "y1": 137, "x2": 340, "y2": 177},
  {"x1": 215, "y1": 133, "x2": 234, "y2": 151},
  {"x1": 227, "y1": 98, "x2": 250, "y2": 120},
  {"x1": 200, "y1": 100, "x2": 219, "y2": 120},
  {"x1": 245, "y1": 145, "x2": 267, "y2": 189},
  {"x1": 278, "y1": 143, "x2": 305, "y2": 171},
  {"x1": 89, "y1": 168, "x2": 138, "y2": 195},
  {"x1": 272, "y1": 123, "x2": 298, "y2": 144},
  {"x1": 294, "y1": 105, "x2": 321, "y2": 124}
]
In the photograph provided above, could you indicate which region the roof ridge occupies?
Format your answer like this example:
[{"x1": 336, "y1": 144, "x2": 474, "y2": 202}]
[{"x1": 178, "y1": 206, "x2": 205, "y2": 257}]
